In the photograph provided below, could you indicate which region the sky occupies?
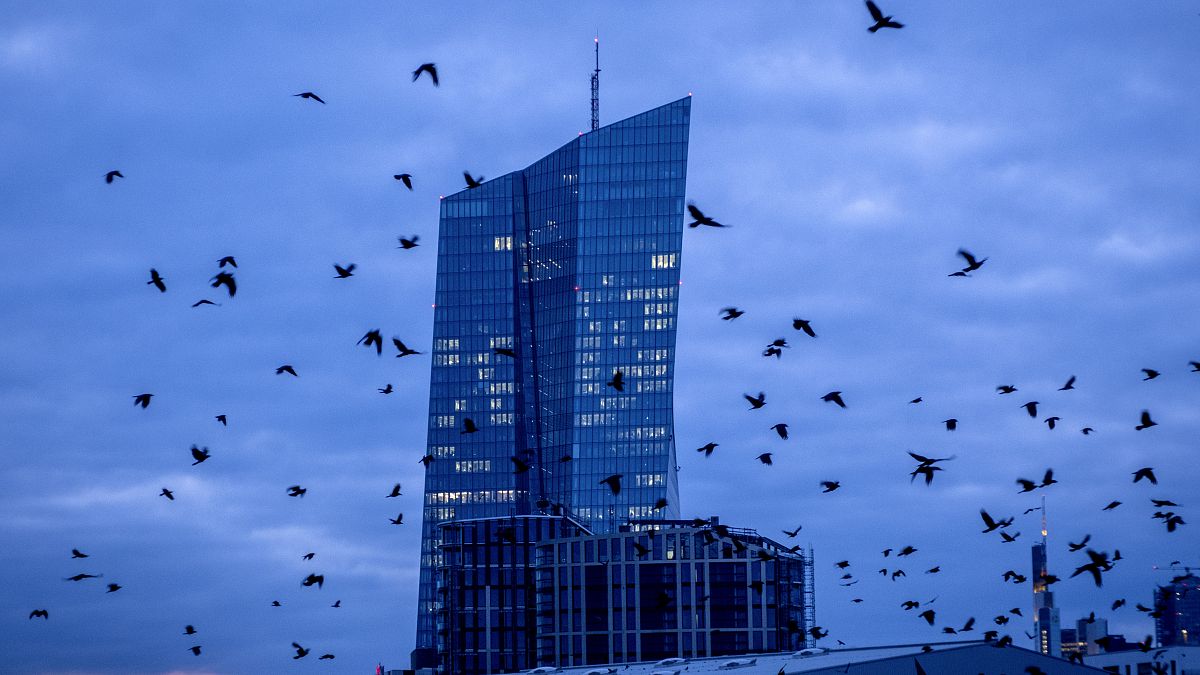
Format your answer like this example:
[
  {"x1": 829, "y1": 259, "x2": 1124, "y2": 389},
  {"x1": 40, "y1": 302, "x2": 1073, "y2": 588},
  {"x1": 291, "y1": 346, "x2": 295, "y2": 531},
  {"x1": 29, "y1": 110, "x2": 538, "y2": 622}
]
[{"x1": 2, "y1": 1, "x2": 1199, "y2": 673}]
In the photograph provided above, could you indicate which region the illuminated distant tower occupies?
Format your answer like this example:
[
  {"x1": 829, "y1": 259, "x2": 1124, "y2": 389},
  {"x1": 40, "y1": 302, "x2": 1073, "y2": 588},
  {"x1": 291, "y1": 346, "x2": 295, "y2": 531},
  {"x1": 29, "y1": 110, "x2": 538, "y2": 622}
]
[
  {"x1": 590, "y1": 36, "x2": 600, "y2": 130},
  {"x1": 1032, "y1": 497, "x2": 1062, "y2": 657}
]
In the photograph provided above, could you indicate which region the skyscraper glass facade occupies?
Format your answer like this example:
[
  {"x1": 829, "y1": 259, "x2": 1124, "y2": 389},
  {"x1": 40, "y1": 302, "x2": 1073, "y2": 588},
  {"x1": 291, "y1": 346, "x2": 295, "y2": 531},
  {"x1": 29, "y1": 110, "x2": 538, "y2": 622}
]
[{"x1": 415, "y1": 97, "x2": 692, "y2": 655}]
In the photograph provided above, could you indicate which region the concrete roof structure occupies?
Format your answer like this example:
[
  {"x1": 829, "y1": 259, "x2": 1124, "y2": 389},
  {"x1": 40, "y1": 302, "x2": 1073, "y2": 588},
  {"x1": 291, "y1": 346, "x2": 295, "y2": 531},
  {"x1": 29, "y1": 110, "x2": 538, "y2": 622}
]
[{"x1": 533, "y1": 641, "x2": 1109, "y2": 675}]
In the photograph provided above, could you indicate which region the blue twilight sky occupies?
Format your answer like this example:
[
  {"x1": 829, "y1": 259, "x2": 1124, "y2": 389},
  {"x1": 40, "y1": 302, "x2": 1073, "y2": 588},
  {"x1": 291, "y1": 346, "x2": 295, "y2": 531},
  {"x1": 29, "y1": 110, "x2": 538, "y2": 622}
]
[{"x1": 2, "y1": 2, "x2": 1199, "y2": 673}]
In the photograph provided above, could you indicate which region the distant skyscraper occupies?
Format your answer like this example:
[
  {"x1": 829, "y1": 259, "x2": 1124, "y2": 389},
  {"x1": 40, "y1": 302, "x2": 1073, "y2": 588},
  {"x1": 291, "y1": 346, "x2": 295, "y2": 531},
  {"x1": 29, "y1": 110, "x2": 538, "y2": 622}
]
[
  {"x1": 1032, "y1": 502, "x2": 1061, "y2": 657},
  {"x1": 1156, "y1": 573, "x2": 1200, "y2": 646},
  {"x1": 412, "y1": 97, "x2": 692, "y2": 662}
]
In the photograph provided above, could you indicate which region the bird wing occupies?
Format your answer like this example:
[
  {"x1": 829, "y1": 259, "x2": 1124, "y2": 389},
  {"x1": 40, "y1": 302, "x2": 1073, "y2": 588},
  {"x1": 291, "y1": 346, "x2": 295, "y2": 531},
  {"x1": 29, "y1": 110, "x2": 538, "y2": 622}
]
[
  {"x1": 957, "y1": 249, "x2": 978, "y2": 267},
  {"x1": 865, "y1": 0, "x2": 885, "y2": 21}
]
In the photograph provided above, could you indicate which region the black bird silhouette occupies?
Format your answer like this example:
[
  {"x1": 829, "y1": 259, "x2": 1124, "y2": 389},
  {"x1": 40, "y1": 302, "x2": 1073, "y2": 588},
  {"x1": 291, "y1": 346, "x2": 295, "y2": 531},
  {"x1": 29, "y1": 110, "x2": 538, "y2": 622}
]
[
  {"x1": 1142, "y1": 368, "x2": 1160, "y2": 381},
  {"x1": 763, "y1": 346, "x2": 783, "y2": 359},
  {"x1": 301, "y1": 573, "x2": 324, "y2": 589},
  {"x1": 358, "y1": 329, "x2": 383, "y2": 355},
  {"x1": 105, "y1": 170, "x2": 123, "y2": 183},
  {"x1": 1021, "y1": 401, "x2": 1039, "y2": 417},
  {"x1": 29, "y1": 609, "x2": 48, "y2": 619},
  {"x1": 215, "y1": 414, "x2": 226, "y2": 426},
  {"x1": 389, "y1": 513, "x2": 404, "y2": 525},
  {"x1": 979, "y1": 509, "x2": 1010, "y2": 533},
  {"x1": 755, "y1": 453, "x2": 773, "y2": 466},
  {"x1": 217, "y1": 256, "x2": 237, "y2": 269},
  {"x1": 276, "y1": 364, "x2": 298, "y2": 376},
  {"x1": 132, "y1": 393, "x2": 153, "y2": 409},
  {"x1": 190, "y1": 445, "x2": 210, "y2": 465},
  {"x1": 1000, "y1": 530, "x2": 1020, "y2": 543},
  {"x1": 865, "y1": 0, "x2": 905, "y2": 31},
  {"x1": 188, "y1": 646, "x2": 201, "y2": 656},
  {"x1": 820, "y1": 480, "x2": 841, "y2": 493},
  {"x1": 319, "y1": 654, "x2": 335, "y2": 660},
  {"x1": 393, "y1": 338, "x2": 422, "y2": 357},
  {"x1": 697, "y1": 442, "x2": 718, "y2": 457},
  {"x1": 744, "y1": 392, "x2": 766, "y2": 409},
  {"x1": 464, "y1": 172, "x2": 484, "y2": 189},
  {"x1": 412, "y1": 63, "x2": 438, "y2": 86},
  {"x1": 606, "y1": 370, "x2": 624, "y2": 391},
  {"x1": 378, "y1": 384, "x2": 393, "y2": 394},
  {"x1": 910, "y1": 465, "x2": 942, "y2": 486},
  {"x1": 331, "y1": 600, "x2": 340, "y2": 608},
  {"x1": 1151, "y1": 498, "x2": 1179, "y2": 507},
  {"x1": 653, "y1": 497, "x2": 669, "y2": 510},
  {"x1": 147, "y1": 269, "x2": 166, "y2": 292},
  {"x1": 955, "y1": 248, "x2": 987, "y2": 273},
  {"x1": 771, "y1": 423, "x2": 789, "y2": 440},
  {"x1": 686, "y1": 203, "x2": 729, "y2": 228},
  {"x1": 783, "y1": 525, "x2": 802, "y2": 538},
  {"x1": 184, "y1": 625, "x2": 196, "y2": 635},
  {"x1": 942, "y1": 418, "x2": 957, "y2": 431},
  {"x1": 1081, "y1": 427, "x2": 1094, "y2": 435},
  {"x1": 106, "y1": 583, "x2": 121, "y2": 593},
  {"x1": 1135, "y1": 410, "x2": 1157, "y2": 430},
  {"x1": 418, "y1": 454, "x2": 434, "y2": 467},
  {"x1": 720, "y1": 307, "x2": 744, "y2": 320},
  {"x1": 511, "y1": 456, "x2": 531, "y2": 473},
  {"x1": 1068, "y1": 534, "x2": 1091, "y2": 552},
  {"x1": 1044, "y1": 416, "x2": 1060, "y2": 430},
  {"x1": 1059, "y1": 375, "x2": 1076, "y2": 391},
  {"x1": 898, "y1": 546, "x2": 917, "y2": 557},
  {"x1": 292, "y1": 642, "x2": 310, "y2": 659},
  {"x1": 393, "y1": 173, "x2": 413, "y2": 190},
  {"x1": 271, "y1": 600, "x2": 281, "y2": 606},
  {"x1": 1132, "y1": 467, "x2": 1157, "y2": 484},
  {"x1": 461, "y1": 418, "x2": 478, "y2": 434},
  {"x1": 997, "y1": 385, "x2": 1017, "y2": 394},
  {"x1": 293, "y1": 91, "x2": 325, "y2": 104},
  {"x1": 909, "y1": 396, "x2": 923, "y2": 404},
  {"x1": 600, "y1": 474, "x2": 623, "y2": 495},
  {"x1": 302, "y1": 552, "x2": 315, "y2": 560},
  {"x1": 1070, "y1": 549, "x2": 1111, "y2": 587},
  {"x1": 287, "y1": 485, "x2": 306, "y2": 497},
  {"x1": 1190, "y1": 361, "x2": 1200, "y2": 372},
  {"x1": 333, "y1": 263, "x2": 356, "y2": 278},
  {"x1": 493, "y1": 347, "x2": 516, "y2": 358},
  {"x1": 1040, "y1": 468, "x2": 1057, "y2": 487},
  {"x1": 822, "y1": 391, "x2": 847, "y2": 408},
  {"x1": 160, "y1": 487, "x2": 174, "y2": 500},
  {"x1": 71, "y1": 548, "x2": 88, "y2": 559},
  {"x1": 1102, "y1": 501, "x2": 1122, "y2": 511},
  {"x1": 397, "y1": 235, "x2": 420, "y2": 249},
  {"x1": 792, "y1": 318, "x2": 816, "y2": 337},
  {"x1": 919, "y1": 609, "x2": 936, "y2": 626},
  {"x1": 209, "y1": 271, "x2": 236, "y2": 297},
  {"x1": 386, "y1": 483, "x2": 402, "y2": 498}
]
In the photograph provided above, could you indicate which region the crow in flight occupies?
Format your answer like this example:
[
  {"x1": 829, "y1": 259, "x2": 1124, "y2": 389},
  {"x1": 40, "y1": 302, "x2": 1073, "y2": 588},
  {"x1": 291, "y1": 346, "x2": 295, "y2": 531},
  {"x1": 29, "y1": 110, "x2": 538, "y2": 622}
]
[
  {"x1": 160, "y1": 488, "x2": 174, "y2": 500},
  {"x1": 386, "y1": 483, "x2": 402, "y2": 498},
  {"x1": 333, "y1": 263, "x2": 356, "y2": 278},
  {"x1": 393, "y1": 338, "x2": 422, "y2": 357},
  {"x1": 1142, "y1": 368, "x2": 1160, "y2": 381},
  {"x1": 697, "y1": 442, "x2": 718, "y2": 457},
  {"x1": 147, "y1": 269, "x2": 166, "y2": 292},
  {"x1": 133, "y1": 393, "x2": 153, "y2": 408},
  {"x1": 293, "y1": 92, "x2": 324, "y2": 103},
  {"x1": 389, "y1": 513, "x2": 404, "y2": 525},
  {"x1": 292, "y1": 642, "x2": 310, "y2": 659},
  {"x1": 301, "y1": 573, "x2": 324, "y2": 589},
  {"x1": 29, "y1": 609, "x2": 48, "y2": 619},
  {"x1": 217, "y1": 256, "x2": 237, "y2": 269},
  {"x1": 1132, "y1": 467, "x2": 1157, "y2": 484},
  {"x1": 745, "y1": 392, "x2": 766, "y2": 409},
  {"x1": 792, "y1": 318, "x2": 816, "y2": 337},
  {"x1": 686, "y1": 203, "x2": 729, "y2": 228},
  {"x1": 1021, "y1": 401, "x2": 1039, "y2": 417},
  {"x1": 287, "y1": 485, "x2": 306, "y2": 497},
  {"x1": 1135, "y1": 410, "x2": 1157, "y2": 430},
  {"x1": 822, "y1": 391, "x2": 846, "y2": 408},
  {"x1": 997, "y1": 385, "x2": 1017, "y2": 394},
  {"x1": 771, "y1": 423, "x2": 789, "y2": 439},
  {"x1": 600, "y1": 474, "x2": 623, "y2": 495},
  {"x1": 215, "y1": 414, "x2": 226, "y2": 426},
  {"x1": 865, "y1": 1, "x2": 904, "y2": 31},
  {"x1": 607, "y1": 370, "x2": 624, "y2": 391},
  {"x1": 397, "y1": 235, "x2": 420, "y2": 249},
  {"x1": 719, "y1": 307, "x2": 744, "y2": 320},
  {"x1": 276, "y1": 364, "x2": 298, "y2": 376},
  {"x1": 412, "y1": 63, "x2": 438, "y2": 86},
  {"x1": 1059, "y1": 375, "x2": 1076, "y2": 391},
  {"x1": 71, "y1": 548, "x2": 88, "y2": 559},
  {"x1": 209, "y1": 271, "x2": 236, "y2": 297},
  {"x1": 190, "y1": 445, "x2": 210, "y2": 465},
  {"x1": 464, "y1": 172, "x2": 484, "y2": 189},
  {"x1": 358, "y1": 329, "x2": 383, "y2": 355},
  {"x1": 105, "y1": 170, "x2": 123, "y2": 183},
  {"x1": 461, "y1": 418, "x2": 478, "y2": 434},
  {"x1": 393, "y1": 173, "x2": 413, "y2": 189}
]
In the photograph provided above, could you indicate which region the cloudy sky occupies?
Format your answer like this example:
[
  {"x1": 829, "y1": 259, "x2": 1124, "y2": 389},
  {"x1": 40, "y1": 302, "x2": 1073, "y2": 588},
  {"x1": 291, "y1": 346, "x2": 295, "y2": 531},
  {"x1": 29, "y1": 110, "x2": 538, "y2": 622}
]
[{"x1": 2, "y1": 2, "x2": 1199, "y2": 673}]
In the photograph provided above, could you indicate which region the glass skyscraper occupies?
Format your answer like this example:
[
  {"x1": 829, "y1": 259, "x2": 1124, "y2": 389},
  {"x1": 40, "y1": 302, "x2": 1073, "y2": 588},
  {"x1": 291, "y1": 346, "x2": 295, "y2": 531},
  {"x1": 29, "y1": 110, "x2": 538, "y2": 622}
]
[{"x1": 414, "y1": 97, "x2": 692, "y2": 659}]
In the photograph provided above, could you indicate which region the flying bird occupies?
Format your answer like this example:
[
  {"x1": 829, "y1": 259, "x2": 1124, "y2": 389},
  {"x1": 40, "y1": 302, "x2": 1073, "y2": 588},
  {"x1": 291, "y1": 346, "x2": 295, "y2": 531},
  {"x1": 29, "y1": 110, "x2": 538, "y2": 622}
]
[
  {"x1": 919, "y1": 609, "x2": 936, "y2": 626},
  {"x1": 389, "y1": 513, "x2": 404, "y2": 525},
  {"x1": 147, "y1": 268, "x2": 166, "y2": 292},
  {"x1": 160, "y1": 487, "x2": 174, "y2": 500},
  {"x1": 771, "y1": 423, "x2": 789, "y2": 440},
  {"x1": 686, "y1": 203, "x2": 729, "y2": 228},
  {"x1": 1044, "y1": 416, "x2": 1060, "y2": 430},
  {"x1": 393, "y1": 173, "x2": 413, "y2": 190},
  {"x1": 393, "y1": 338, "x2": 422, "y2": 357},
  {"x1": 276, "y1": 364, "x2": 298, "y2": 376},
  {"x1": 386, "y1": 483, "x2": 402, "y2": 498},
  {"x1": 412, "y1": 63, "x2": 439, "y2": 86},
  {"x1": 461, "y1": 418, "x2": 478, "y2": 434},
  {"x1": 744, "y1": 392, "x2": 766, "y2": 409},
  {"x1": 331, "y1": 600, "x2": 340, "y2": 608},
  {"x1": 820, "y1": 480, "x2": 841, "y2": 493},
  {"x1": 696, "y1": 442, "x2": 718, "y2": 457},
  {"x1": 188, "y1": 646, "x2": 201, "y2": 656},
  {"x1": 821, "y1": 391, "x2": 846, "y2": 408},
  {"x1": 216, "y1": 256, "x2": 237, "y2": 269},
  {"x1": 29, "y1": 609, "x2": 48, "y2": 619},
  {"x1": 1068, "y1": 534, "x2": 1091, "y2": 552},
  {"x1": 1070, "y1": 549, "x2": 1112, "y2": 587},
  {"x1": 302, "y1": 552, "x2": 315, "y2": 560},
  {"x1": 71, "y1": 548, "x2": 88, "y2": 559},
  {"x1": 65, "y1": 573, "x2": 102, "y2": 582},
  {"x1": 287, "y1": 485, "x2": 307, "y2": 498},
  {"x1": 1081, "y1": 427, "x2": 1094, "y2": 435},
  {"x1": 132, "y1": 393, "x2": 153, "y2": 409},
  {"x1": 292, "y1": 642, "x2": 311, "y2": 659},
  {"x1": 184, "y1": 625, "x2": 196, "y2": 635},
  {"x1": 106, "y1": 583, "x2": 121, "y2": 593},
  {"x1": 418, "y1": 454, "x2": 434, "y2": 467},
  {"x1": 1142, "y1": 368, "x2": 1160, "y2": 381},
  {"x1": 864, "y1": 1, "x2": 904, "y2": 32},
  {"x1": 1000, "y1": 530, "x2": 1020, "y2": 543},
  {"x1": 1189, "y1": 361, "x2": 1200, "y2": 372},
  {"x1": 783, "y1": 525, "x2": 802, "y2": 538},
  {"x1": 301, "y1": 573, "x2": 324, "y2": 589},
  {"x1": 209, "y1": 271, "x2": 236, "y2": 298},
  {"x1": 1021, "y1": 401, "x2": 1039, "y2": 417},
  {"x1": 942, "y1": 418, "x2": 957, "y2": 431},
  {"x1": 954, "y1": 248, "x2": 987, "y2": 273},
  {"x1": 792, "y1": 318, "x2": 816, "y2": 337},
  {"x1": 600, "y1": 474, "x2": 623, "y2": 495},
  {"x1": 190, "y1": 445, "x2": 210, "y2": 465},
  {"x1": 979, "y1": 509, "x2": 1010, "y2": 533},
  {"x1": 293, "y1": 91, "x2": 325, "y2": 104},
  {"x1": 606, "y1": 370, "x2": 624, "y2": 391},
  {"x1": 464, "y1": 171, "x2": 484, "y2": 189},
  {"x1": 493, "y1": 347, "x2": 516, "y2": 358},
  {"x1": 215, "y1": 414, "x2": 226, "y2": 426},
  {"x1": 397, "y1": 235, "x2": 420, "y2": 249},
  {"x1": 319, "y1": 654, "x2": 336, "y2": 660},
  {"x1": 105, "y1": 170, "x2": 123, "y2": 183},
  {"x1": 996, "y1": 385, "x2": 1017, "y2": 394},
  {"x1": 755, "y1": 453, "x2": 773, "y2": 466},
  {"x1": 1059, "y1": 375, "x2": 1076, "y2": 391},
  {"x1": 1135, "y1": 410, "x2": 1157, "y2": 430},
  {"x1": 333, "y1": 263, "x2": 356, "y2": 278},
  {"x1": 1132, "y1": 467, "x2": 1157, "y2": 485},
  {"x1": 909, "y1": 397, "x2": 923, "y2": 404},
  {"x1": 1102, "y1": 501, "x2": 1122, "y2": 511},
  {"x1": 358, "y1": 329, "x2": 384, "y2": 355},
  {"x1": 379, "y1": 384, "x2": 393, "y2": 394},
  {"x1": 719, "y1": 307, "x2": 744, "y2": 320},
  {"x1": 191, "y1": 299, "x2": 219, "y2": 307}
]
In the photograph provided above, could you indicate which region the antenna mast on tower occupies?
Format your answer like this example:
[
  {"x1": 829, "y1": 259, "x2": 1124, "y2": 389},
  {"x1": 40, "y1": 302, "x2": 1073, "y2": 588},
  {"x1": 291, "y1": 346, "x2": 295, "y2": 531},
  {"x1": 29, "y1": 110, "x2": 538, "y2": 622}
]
[{"x1": 590, "y1": 36, "x2": 600, "y2": 131}]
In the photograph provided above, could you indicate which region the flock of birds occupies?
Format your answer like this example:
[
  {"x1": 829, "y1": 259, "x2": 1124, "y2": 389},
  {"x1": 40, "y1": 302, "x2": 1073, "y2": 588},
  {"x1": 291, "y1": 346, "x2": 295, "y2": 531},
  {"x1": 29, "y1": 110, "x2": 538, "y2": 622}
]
[{"x1": 22, "y1": 2, "x2": 1198, "y2": 672}]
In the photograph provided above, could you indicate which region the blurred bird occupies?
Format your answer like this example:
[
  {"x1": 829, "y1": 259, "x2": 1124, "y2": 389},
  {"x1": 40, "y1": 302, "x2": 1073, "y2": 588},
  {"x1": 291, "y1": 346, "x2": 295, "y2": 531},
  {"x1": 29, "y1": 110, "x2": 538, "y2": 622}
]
[
  {"x1": 412, "y1": 63, "x2": 438, "y2": 86},
  {"x1": 331, "y1": 600, "x2": 340, "y2": 608},
  {"x1": 744, "y1": 392, "x2": 766, "y2": 409},
  {"x1": 1151, "y1": 499, "x2": 1179, "y2": 507},
  {"x1": 783, "y1": 525, "x2": 802, "y2": 538},
  {"x1": 397, "y1": 235, "x2": 420, "y2": 249},
  {"x1": 217, "y1": 256, "x2": 237, "y2": 269},
  {"x1": 820, "y1": 481, "x2": 841, "y2": 493},
  {"x1": 191, "y1": 299, "x2": 219, "y2": 307},
  {"x1": 1102, "y1": 501, "x2": 1121, "y2": 511},
  {"x1": 600, "y1": 474, "x2": 622, "y2": 495},
  {"x1": 697, "y1": 442, "x2": 718, "y2": 457},
  {"x1": 1068, "y1": 534, "x2": 1091, "y2": 552},
  {"x1": 358, "y1": 329, "x2": 383, "y2": 355},
  {"x1": 379, "y1": 384, "x2": 393, "y2": 394},
  {"x1": 393, "y1": 173, "x2": 413, "y2": 189},
  {"x1": 755, "y1": 453, "x2": 773, "y2": 466},
  {"x1": 979, "y1": 509, "x2": 1012, "y2": 533},
  {"x1": 1000, "y1": 531, "x2": 1020, "y2": 543},
  {"x1": 302, "y1": 552, "x2": 315, "y2": 560},
  {"x1": 333, "y1": 263, "x2": 356, "y2": 278},
  {"x1": 763, "y1": 346, "x2": 783, "y2": 359},
  {"x1": 293, "y1": 92, "x2": 325, "y2": 104},
  {"x1": 190, "y1": 445, "x2": 210, "y2": 465},
  {"x1": 1081, "y1": 427, "x2": 1094, "y2": 435},
  {"x1": 792, "y1": 318, "x2": 816, "y2": 337},
  {"x1": 386, "y1": 483, "x2": 403, "y2": 498},
  {"x1": 511, "y1": 456, "x2": 531, "y2": 473},
  {"x1": 1142, "y1": 368, "x2": 1160, "y2": 381},
  {"x1": 393, "y1": 338, "x2": 422, "y2": 357},
  {"x1": 106, "y1": 583, "x2": 121, "y2": 593},
  {"x1": 1070, "y1": 549, "x2": 1112, "y2": 587},
  {"x1": 719, "y1": 307, "x2": 744, "y2": 320},
  {"x1": 418, "y1": 454, "x2": 434, "y2": 467},
  {"x1": 942, "y1": 418, "x2": 957, "y2": 431},
  {"x1": 301, "y1": 573, "x2": 324, "y2": 589},
  {"x1": 276, "y1": 364, "x2": 298, "y2": 376},
  {"x1": 865, "y1": 0, "x2": 904, "y2": 31},
  {"x1": 686, "y1": 203, "x2": 729, "y2": 228},
  {"x1": 821, "y1": 391, "x2": 846, "y2": 408},
  {"x1": 1132, "y1": 467, "x2": 1157, "y2": 484},
  {"x1": 1135, "y1": 410, "x2": 1157, "y2": 430},
  {"x1": 184, "y1": 625, "x2": 197, "y2": 635},
  {"x1": 160, "y1": 488, "x2": 174, "y2": 501},
  {"x1": 215, "y1": 414, "x2": 226, "y2": 426},
  {"x1": 319, "y1": 654, "x2": 335, "y2": 660},
  {"x1": 919, "y1": 609, "x2": 936, "y2": 626},
  {"x1": 209, "y1": 271, "x2": 236, "y2": 297},
  {"x1": 1190, "y1": 361, "x2": 1200, "y2": 372},
  {"x1": 464, "y1": 171, "x2": 484, "y2": 189},
  {"x1": 1059, "y1": 375, "x2": 1076, "y2": 391},
  {"x1": 71, "y1": 548, "x2": 88, "y2": 559},
  {"x1": 292, "y1": 642, "x2": 310, "y2": 659},
  {"x1": 271, "y1": 601, "x2": 281, "y2": 607},
  {"x1": 1021, "y1": 401, "x2": 1039, "y2": 417},
  {"x1": 147, "y1": 269, "x2": 166, "y2": 292},
  {"x1": 997, "y1": 385, "x2": 1017, "y2": 394},
  {"x1": 909, "y1": 397, "x2": 923, "y2": 404},
  {"x1": 188, "y1": 646, "x2": 201, "y2": 656},
  {"x1": 1044, "y1": 416, "x2": 1060, "y2": 430},
  {"x1": 771, "y1": 423, "x2": 789, "y2": 439},
  {"x1": 389, "y1": 514, "x2": 404, "y2": 525},
  {"x1": 132, "y1": 393, "x2": 153, "y2": 409},
  {"x1": 606, "y1": 370, "x2": 624, "y2": 391},
  {"x1": 954, "y1": 248, "x2": 987, "y2": 273},
  {"x1": 654, "y1": 497, "x2": 669, "y2": 510},
  {"x1": 461, "y1": 418, "x2": 478, "y2": 434},
  {"x1": 287, "y1": 485, "x2": 306, "y2": 498},
  {"x1": 105, "y1": 170, "x2": 123, "y2": 183}
]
